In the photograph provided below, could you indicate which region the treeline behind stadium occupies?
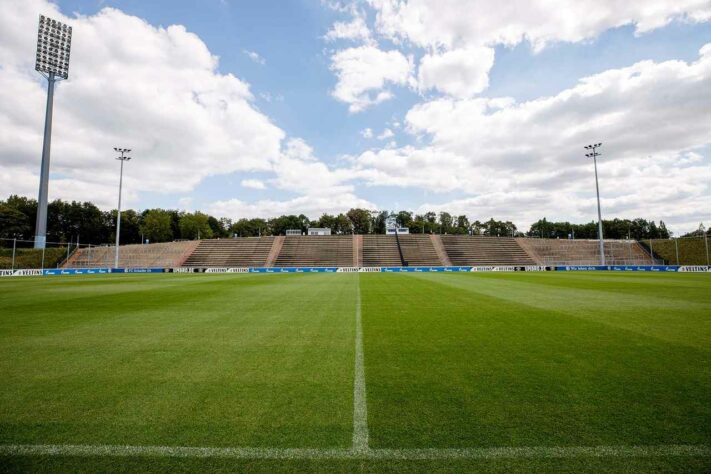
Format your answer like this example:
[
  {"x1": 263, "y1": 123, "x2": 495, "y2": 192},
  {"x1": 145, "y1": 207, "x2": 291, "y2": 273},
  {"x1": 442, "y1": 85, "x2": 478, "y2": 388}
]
[{"x1": 1, "y1": 195, "x2": 693, "y2": 247}]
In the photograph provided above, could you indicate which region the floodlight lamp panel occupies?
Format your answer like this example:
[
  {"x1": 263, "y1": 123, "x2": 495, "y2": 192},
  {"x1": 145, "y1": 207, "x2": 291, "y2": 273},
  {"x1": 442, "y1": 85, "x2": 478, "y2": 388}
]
[{"x1": 35, "y1": 14, "x2": 72, "y2": 79}]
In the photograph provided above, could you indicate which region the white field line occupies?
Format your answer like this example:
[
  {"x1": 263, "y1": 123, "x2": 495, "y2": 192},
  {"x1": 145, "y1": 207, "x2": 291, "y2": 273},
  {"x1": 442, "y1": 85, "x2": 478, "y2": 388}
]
[
  {"x1": 352, "y1": 274, "x2": 369, "y2": 452},
  {"x1": 0, "y1": 444, "x2": 708, "y2": 460}
]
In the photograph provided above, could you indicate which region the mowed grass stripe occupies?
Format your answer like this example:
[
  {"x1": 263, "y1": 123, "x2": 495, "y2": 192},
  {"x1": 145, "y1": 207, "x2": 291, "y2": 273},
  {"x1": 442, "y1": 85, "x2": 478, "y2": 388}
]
[
  {"x1": 0, "y1": 273, "x2": 357, "y2": 448},
  {"x1": 418, "y1": 271, "x2": 711, "y2": 350},
  {"x1": 360, "y1": 273, "x2": 711, "y2": 449},
  {"x1": 0, "y1": 443, "x2": 707, "y2": 460}
]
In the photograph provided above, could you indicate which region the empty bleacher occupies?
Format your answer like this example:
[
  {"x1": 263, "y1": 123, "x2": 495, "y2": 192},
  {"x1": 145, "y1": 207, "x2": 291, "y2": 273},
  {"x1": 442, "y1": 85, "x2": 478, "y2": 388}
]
[
  {"x1": 518, "y1": 239, "x2": 655, "y2": 266},
  {"x1": 440, "y1": 236, "x2": 536, "y2": 266},
  {"x1": 398, "y1": 234, "x2": 443, "y2": 266},
  {"x1": 183, "y1": 237, "x2": 275, "y2": 267},
  {"x1": 63, "y1": 235, "x2": 663, "y2": 270},
  {"x1": 362, "y1": 235, "x2": 402, "y2": 267},
  {"x1": 64, "y1": 241, "x2": 198, "y2": 268},
  {"x1": 274, "y1": 235, "x2": 353, "y2": 267}
]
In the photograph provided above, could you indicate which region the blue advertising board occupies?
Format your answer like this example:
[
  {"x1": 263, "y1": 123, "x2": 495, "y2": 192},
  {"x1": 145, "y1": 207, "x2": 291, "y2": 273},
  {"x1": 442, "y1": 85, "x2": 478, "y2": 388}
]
[
  {"x1": 111, "y1": 268, "x2": 165, "y2": 273},
  {"x1": 556, "y1": 265, "x2": 680, "y2": 272},
  {"x1": 249, "y1": 267, "x2": 339, "y2": 273},
  {"x1": 44, "y1": 268, "x2": 111, "y2": 275}
]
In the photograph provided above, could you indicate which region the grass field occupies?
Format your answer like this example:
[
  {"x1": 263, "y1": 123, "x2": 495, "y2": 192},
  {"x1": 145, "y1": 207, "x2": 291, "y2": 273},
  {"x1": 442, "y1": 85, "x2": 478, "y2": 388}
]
[{"x1": 0, "y1": 272, "x2": 709, "y2": 472}]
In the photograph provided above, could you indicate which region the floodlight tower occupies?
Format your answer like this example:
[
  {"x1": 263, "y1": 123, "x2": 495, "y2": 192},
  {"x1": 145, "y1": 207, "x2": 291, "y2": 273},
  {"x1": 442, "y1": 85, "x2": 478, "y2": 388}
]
[
  {"x1": 33, "y1": 14, "x2": 72, "y2": 249},
  {"x1": 585, "y1": 143, "x2": 605, "y2": 265},
  {"x1": 114, "y1": 148, "x2": 131, "y2": 268}
]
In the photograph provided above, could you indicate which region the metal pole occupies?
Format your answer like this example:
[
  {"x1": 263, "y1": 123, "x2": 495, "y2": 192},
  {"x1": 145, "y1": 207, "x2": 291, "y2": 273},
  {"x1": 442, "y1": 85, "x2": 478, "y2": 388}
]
[
  {"x1": 649, "y1": 239, "x2": 654, "y2": 264},
  {"x1": 41, "y1": 246, "x2": 45, "y2": 271},
  {"x1": 34, "y1": 73, "x2": 56, "y2": 249},
  {"x1": 115, "y1": 158, "x2": 125, "y2": 268},
  {"x1": 705, "y1": 231, "x2": 709, "y2": 267},
  {"x1": 11, "y1": 238, "x2": 16, "y2": 271},
  {"x1": 592, "y1": 153, "x2": 605, "y2": 265},
  {"x1": 675, "y1": 238, "x2": 679, "y2": 265}
]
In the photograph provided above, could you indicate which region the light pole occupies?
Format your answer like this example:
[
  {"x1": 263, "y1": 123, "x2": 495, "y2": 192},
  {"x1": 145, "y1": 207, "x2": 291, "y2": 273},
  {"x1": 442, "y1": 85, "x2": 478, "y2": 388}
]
[
  {"x1": 33, "y1": 15, "x2": 72, "y2": 249},
  {"x1": 114, "y1": 148, "x2": 131, "y2": 268},
  {"x1": 701, "y1": 223, "x2": 709, "y2": 267},
  {"x1": 585, "y1": 143, "x2": 605, "y2": 265}
]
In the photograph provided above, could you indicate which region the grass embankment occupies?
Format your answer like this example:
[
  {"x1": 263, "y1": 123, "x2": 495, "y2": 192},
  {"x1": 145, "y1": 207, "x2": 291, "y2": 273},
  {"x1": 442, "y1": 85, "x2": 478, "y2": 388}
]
[{"x1": 0, "y1": 247, "x2": 67, "y2": 269}]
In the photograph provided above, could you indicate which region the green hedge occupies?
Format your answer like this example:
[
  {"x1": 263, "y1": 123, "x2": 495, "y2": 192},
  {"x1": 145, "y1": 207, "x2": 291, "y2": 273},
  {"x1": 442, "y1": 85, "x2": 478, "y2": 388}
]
[
  {"x1": 0, "y1": 247, "x2": 67, "y2": 269},
  {"x1": 643, "y1": 238, "x2": 710, "y2": 265}
]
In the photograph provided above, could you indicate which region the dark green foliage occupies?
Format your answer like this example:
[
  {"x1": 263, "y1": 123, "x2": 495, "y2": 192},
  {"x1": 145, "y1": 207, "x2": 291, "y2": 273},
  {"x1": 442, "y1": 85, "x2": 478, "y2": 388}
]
[
  {"x1": 0, "y1": 194, "x2": 692, "y2": 243},
  {"x1": 528, "y1": 217, "x2": 671, "y2": 239}
]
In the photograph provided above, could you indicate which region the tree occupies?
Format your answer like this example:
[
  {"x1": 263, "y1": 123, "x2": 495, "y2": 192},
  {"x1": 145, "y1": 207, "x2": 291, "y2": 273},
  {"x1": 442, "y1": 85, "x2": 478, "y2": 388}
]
[
  {"x1": 482, "y1": 218, "x2": 515, "y2": 237},
  {"x1": 179, "y1": 212, "x2": 213, "y2": 240},
  {"x1": 231, "y1": 218, "x2": 267, "y2": 237},
  {"x1": 455, "y1": 215, "x2": 470, "y2": 234},
  {"x1": 140, "y1": 209, "x2": 173, "y2": 243},
  {"x1": 0, "y1": 204, "x2": 29, "y2": 240},
  {"x1": 396, "y1": 211, "x2": 413, "y2": 228},
  {"x1": 207, "y1": 215, "x2": 229, "y2": 238},
  {"x1": 372, "y1": 211, "x2": 388, "y2": 234},
  {"x1": 334, "y1": 213, "x2": 353, "y2": 234},
  {"x1": 347, "y1": 208, "x2": 371, "y2": 234},
  {"x1": 317, "y1": 214, "x2": 337, "y2": 230},
  {"x1": 269, "y1": 215, "x2": 306, "y2": 236},
  {"x1": 439, "y1": 212, "x2": 453, "y2": 234}
]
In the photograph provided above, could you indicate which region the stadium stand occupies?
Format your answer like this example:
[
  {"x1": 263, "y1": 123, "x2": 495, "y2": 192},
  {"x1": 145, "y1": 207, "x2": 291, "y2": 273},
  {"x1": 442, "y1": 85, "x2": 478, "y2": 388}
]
[
  {"x1": 183, "y1": 237, "x2": 275, "y2": 267},
  {"x1": 362, "y1": 235, "x2": 402, "y2": 266},
  {"x1": 274, "y1": 235, "x2": 353, "y2": 267},
  {"x1": 517, "y1": 238, "x2": 656, "y2": 266},
  {"x1": 64, "y1": 241, "x2": 198, "y2": 268},
  {"x1": 440, "y1": 235, "x2": 536, "y2": 266},
  {"x1": 60, "y1": 235, "x2": 665, "y2": 269},
  {"x1": 398, "y1": 234, "x2": 444, "y2": 266}
]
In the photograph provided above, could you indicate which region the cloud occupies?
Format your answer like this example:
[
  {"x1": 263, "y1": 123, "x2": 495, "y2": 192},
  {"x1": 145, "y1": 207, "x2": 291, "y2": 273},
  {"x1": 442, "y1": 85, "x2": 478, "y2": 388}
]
[
  {"x1": 370, "y1": 0, "x2": 711, "y2": 51},
  {"x1": 243, "y1": 49, "x2": 266, "y2": 65},
  {"x1": 0, "y1": 0, "x2": 286, "y2": 209},
  {"x1": 418, "y1": 47, "x2": 495, "y2": 98},
  {"x1": 207, "y1": 192, "x2": 376, "y2": 220},
  {"x1": 323, "y1": 1, "x2": 711, "y2": 110},
  {"x1": 211, "y1": 138, "x2": 376, "y2": 217},
  {"x1": 177, "y1": 197, "x2": 193, "y2": 210},
  {"x1": 376, "y1": 128, "x2": 394, "y2": 140},
  {"x1": 352, "y1": 44, "x2": 711, "y2": 233},
  {"x1": 360, "y1": 127, "x2": 373, "y2": 138},
  {"x1": 259, "y1": 92, "x2": 284, "y2": 102},
  {"x1": 241, "y1": 179, "x2": 266, "y2": 190},
  {"x1": 325, "y1": 11, "x2": 373, "y2": 43},
  {"x1": 329, "y1": 45, "x2": 413, "y2": 112}
]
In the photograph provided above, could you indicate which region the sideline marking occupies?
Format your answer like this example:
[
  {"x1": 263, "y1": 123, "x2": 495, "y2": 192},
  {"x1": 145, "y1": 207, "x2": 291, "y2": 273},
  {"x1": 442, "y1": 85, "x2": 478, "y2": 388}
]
[
  {"x1": 0, "y1": 444, "x2": 708, "y2": 460},
  {"x1": 352, "y1": 274, "x2": 369, "y2": 453}
]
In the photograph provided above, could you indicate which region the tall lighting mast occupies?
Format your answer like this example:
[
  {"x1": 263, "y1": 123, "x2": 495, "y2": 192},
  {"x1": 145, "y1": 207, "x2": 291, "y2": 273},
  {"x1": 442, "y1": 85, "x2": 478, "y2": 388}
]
[
  {"x1": 33, "y1": 15, "x2": 72, "y2": 249},
  {"x1": 114, "y1": 148, "x2": 132, "y2": 269},
  {"x1": 584, "y1": 143, "x2": 605, "y2": 265}
]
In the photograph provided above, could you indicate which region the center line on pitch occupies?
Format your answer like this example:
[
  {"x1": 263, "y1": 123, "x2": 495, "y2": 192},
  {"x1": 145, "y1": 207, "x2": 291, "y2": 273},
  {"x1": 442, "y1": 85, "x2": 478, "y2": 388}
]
[{"x1": 352, "y1": 273, "x2": 369, "y2": 453}]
